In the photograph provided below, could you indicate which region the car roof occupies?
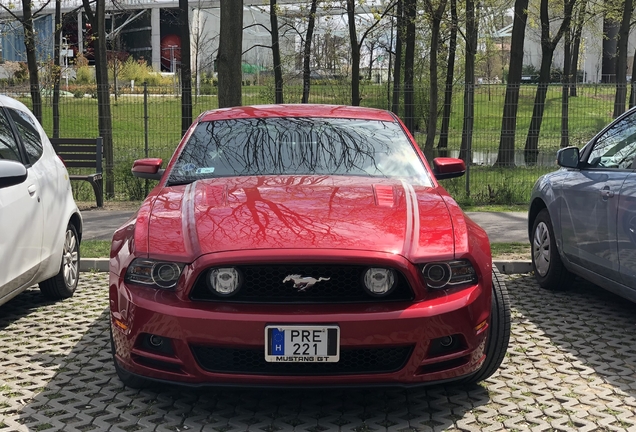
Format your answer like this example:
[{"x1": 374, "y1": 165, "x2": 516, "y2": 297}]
[{"x1": 197, "y1": 104, "x2": 397, "y2": 123}]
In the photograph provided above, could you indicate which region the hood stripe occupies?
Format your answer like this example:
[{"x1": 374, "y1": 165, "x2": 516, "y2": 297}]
[
  {"x1": 182, "y1": 182, "x2": 201, "y2": 257},
  {"x1": 401, "y1": 181, "x2": 419, "y2": 257}
]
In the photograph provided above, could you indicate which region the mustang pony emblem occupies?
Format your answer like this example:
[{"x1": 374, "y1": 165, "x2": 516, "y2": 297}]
[{"x1": 283, "y1": 274, "x2": 331, "y2": 291}]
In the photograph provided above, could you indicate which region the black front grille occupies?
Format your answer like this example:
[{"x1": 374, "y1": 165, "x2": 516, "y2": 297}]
[
  {"x1": 191, "y1": 345, "x2": 413, "y2": 375},
  {"x1": 189, "y1": 264, "x2": 414, "y2": 303}
]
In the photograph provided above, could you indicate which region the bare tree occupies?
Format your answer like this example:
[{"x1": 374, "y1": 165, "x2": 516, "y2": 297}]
[
  {"x1": 270, "y1": 0, "x2": 284, "y2": 103},
  {"x1": 612, "y1": 0, "x2": 634, "y2": 118},
  {"x1": 83, "y1": 0, "x2": 114, "y2": 197},
  {"x1": 346, "y1": 0, "x2": 396, "y2": 106},
  {"x1": 302, "y1": 0, "x2": 318, "y2": 104},
  {"x1": 403, "y1": 0, "x2": 416, "y2": 133},
  {"x1": 391, "y1": 0, "x2": 404, "y2": 116},
  {"x1": 0, "y1": 0, "x2": 52, "y2": 122},
  {"x1": 438, "y1": 0, "x2": 458, "y2": 156},
  {"x1": 53, "y1": 0, "x2": 61, "y2": 138},
  {"x1": 422, "y1": 0, "x2": 448, "y2": 155},
  {"x1": 523, "y1": 0, "x2": 577, "y2": 166},
  {"x1": 218, "y1": 0, "x2": 243, "y2": 108},
  {"x1": 179, "y1": 0, "x2": 192, "y2": 135},
  {"x1": 459, "y1": 0, "x2": 478, "y2": 163},
  {"x1": 494, "y1": 0, "x2": 529, "y2": 167}
]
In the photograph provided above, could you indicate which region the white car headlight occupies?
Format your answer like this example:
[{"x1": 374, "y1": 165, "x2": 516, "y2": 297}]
[
  {"x1": 125, "y1": 259, "x2": 184, "y2": 289},
  {"x1": 363, "y1": 268, "x2": 396, "y2": 296},
  {"x1": 208, "y1": 268, "x2": 242, "y2": 296}
]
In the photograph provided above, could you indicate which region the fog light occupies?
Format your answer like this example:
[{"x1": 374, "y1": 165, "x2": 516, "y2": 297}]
[
  {"x1": 363, "y1": 268, "x2": 396, "y2": 296},
  {"x1": 149, "y1": 335, "x2": 164, "y2": 347},
  {"x1": 208, "y1": 268, "x2": 241, "y2": 296},
  {"x1": 439, "y1": 336, "x2": 454, "y2": 347}
]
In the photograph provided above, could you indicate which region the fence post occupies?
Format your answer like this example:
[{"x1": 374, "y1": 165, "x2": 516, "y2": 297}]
[{"x1": 144, "y1": 82, "x2": 149, "y2": 196}]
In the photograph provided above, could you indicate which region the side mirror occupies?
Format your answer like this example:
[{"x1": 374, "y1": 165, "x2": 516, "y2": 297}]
[
  {"x1": 556, "y1": 147, "x2": 580, "y2": 169},
  {"x1": 132, "y1": 158, "x2": 165, "y2": 180},
  {"x1": 432, "y1": 157, "x2": 466, "y2": 180},
  {"x1": 0, "y1": 160, "x2": 27, "y2": 189}
]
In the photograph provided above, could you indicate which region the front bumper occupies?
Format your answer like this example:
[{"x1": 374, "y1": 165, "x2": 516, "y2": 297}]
[{"x1": 110, "y1": 274, "x2": 491, "y2": 387}]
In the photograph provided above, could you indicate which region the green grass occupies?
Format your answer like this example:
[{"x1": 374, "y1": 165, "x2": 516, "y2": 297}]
[
  {"x1": 82, "y1": 239, "x2": 530, "y2": 259},
  {"x1": 14, "y1": 83, "x2": 616, "y2": 204},
  {"x1": 82, "y1": 240, "x2": 111, "y2": 258},
  {"x1": 490, "y1": 242, "x2": 531, "y2": 257},
  {"x1": 461, "y1": 204, "x2": 527, "y2": 212}
]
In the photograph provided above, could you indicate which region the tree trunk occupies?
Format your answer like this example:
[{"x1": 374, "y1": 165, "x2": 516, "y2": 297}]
[
  {"x1": 179, "y1": 0, "x2": 192, "y2": 135},
  {"x1": 459, "y1": 0, "x2": 477, "y2": 164},
  {"x1": 301, "y1": 0, "x2": 318, "y2": 104},
  {"x1": 84, "y1": 0, "x2": 114, "y2": 198},
  {"x1": 367, "y1": 42, "x2": 375, "y2": 81},
  {"x1": 438, "y1": 0, "x2": 457, "y2": 156},
  {"x1": 347, "y1": 0, "x2": 361, "y2": 106},
  {"x1": 602, "y1": 17, "x2": 619, "y2": 83},
  {"x1": 613, "y1": 0, "x2": 633, "y2": 118},
  {"x1": 391, "y1": 0, "x2": 403, "y2": 115},
  {"x1": 21, "y1": 0, "x2": 42, "y2": 123},
  {"x1": 53, "y1": 0, "x2": 61, "y2": 138},
  {"x1": 569, "y1": 2, "x2": 586, "y2": 97},
  {"x1": 561, "y1": 28, "x2": 571, "y2": 148},
  {"x1": 270, "y1": 0, "x2": 284, "y2": 104},
  {"x1": 494, "y1": 0, "x2": 528, "y2": 167},
  {"x1": 402, "y1": 0, "x2": 416, "y2": 134},
  {"x1": 629, "y1": 47, "x2": 636, "y2": 108},
  {"x1": 218, "y1": 0, "x2": 243, "y2": 108},
  {"x1": 523, "y1": 0, "x2": 576, "y2": 165},
  {"x1": 524, "y1": 49, "x2": 554, "y2": 165},
  {"x1": 424, "y1": 1, "x2": 447, "y2": 155}
]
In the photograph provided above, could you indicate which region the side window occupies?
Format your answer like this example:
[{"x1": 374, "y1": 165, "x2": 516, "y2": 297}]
[
  {"x1": 588, "y1": 111, "x2": 636, "y2": 170},
  {"x1": 8, "y1": 108, "x2": 43, "y2": 165},
  {"x1": 0, "y1": 110, "x2": 22, "y2": 162}
]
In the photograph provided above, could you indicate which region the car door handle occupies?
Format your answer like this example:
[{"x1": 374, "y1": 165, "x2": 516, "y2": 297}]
[
  {"x1": 27, "y1": 184, "x2": 37, "y2": 196},
  {"x1": 600, "y1": 186, "x2": 615, "y2": 199}
]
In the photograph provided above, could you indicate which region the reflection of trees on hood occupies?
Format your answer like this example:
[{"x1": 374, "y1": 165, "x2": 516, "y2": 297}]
[{"x1": 202, "y1": 176, "x2": 372, "y2": 247}]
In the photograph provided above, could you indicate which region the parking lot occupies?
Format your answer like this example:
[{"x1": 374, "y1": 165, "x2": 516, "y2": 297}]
[{"x1": 1, "y1": 273, "x2": 635, "y2": 432}]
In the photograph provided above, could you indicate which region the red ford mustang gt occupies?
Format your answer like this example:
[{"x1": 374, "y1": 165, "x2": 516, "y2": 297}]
[{"x1": 109, "y1": 104, "x2": 510, "y2": 388}]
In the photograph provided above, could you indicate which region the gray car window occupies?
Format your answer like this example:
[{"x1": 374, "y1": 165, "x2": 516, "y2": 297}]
[
  {"x1": 0, "y1": 110, "x2": 22, "y2": 162},
  {"x1": 8, "y1": 108, "x2": 43, "y2": 165},
  {"x1": 588, "y1": 111, "x2": 636, "y2": 170}
]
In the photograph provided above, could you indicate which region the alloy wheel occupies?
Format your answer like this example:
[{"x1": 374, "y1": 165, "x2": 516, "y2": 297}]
[
  {"x1": 63, "y1": 228, "x2": 79, "y2": 288},
  {"x1": 533, "y1": 221, "x2": 550, "y2": 277}
]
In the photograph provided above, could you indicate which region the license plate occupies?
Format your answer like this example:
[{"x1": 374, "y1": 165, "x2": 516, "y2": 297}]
[{"x1": 265, "y1": 325, "x2": 340, "y2": 362}]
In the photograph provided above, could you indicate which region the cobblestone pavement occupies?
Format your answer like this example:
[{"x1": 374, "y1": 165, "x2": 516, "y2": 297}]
[{"x1": 1, "y1": 273, "x2": 636, "y2": 432}]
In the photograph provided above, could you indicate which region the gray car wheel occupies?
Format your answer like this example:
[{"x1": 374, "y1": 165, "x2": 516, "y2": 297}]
[
  {"x1": 530, "y1": 209, "x2": 573, "y2": 290},
  {"x1": 39, "y1": 223, "x2": 80, "y2": 299}
]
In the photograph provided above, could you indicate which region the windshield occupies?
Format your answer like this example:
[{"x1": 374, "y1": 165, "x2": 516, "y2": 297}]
[{"x1": 168, "y1": 117, "x2": 431, "y2": 186}]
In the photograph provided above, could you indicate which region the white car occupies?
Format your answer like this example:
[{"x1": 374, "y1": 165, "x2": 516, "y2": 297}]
[{"x1": 0, "y1": 95, "x2": 82, "y2": 306}]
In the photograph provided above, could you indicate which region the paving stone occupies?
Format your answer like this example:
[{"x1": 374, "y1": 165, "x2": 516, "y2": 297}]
[{"x1": 1, "y1": 273, "x2": 636, "y2": 431}]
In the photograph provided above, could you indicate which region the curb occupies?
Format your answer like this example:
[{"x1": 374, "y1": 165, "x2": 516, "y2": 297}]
[
  {"x1": 494, "y1": 260, "x2": 533, "y2": 275},
  {"x1": 80, "y1": 258, "x2": 110, "y2": 273},
  {"x1": 79, "y1": 258, "x2": 533, "y2": 275}
]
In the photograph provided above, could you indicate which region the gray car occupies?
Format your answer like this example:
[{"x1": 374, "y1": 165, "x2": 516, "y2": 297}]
[{"x1": 528, "y1": 108, "x2": 636, "y2": 301}]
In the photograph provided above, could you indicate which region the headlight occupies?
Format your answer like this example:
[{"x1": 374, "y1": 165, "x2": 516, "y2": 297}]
[
  {"x1": 422, "y1": 260, "x2": 476, "y2": 289},
  {"x1": 208, "y1": 267, "x2": 242, "y2": 296},
  {"x1": 125, "y1": 259, "x2": 185, "y2": 289},
  {"x1": 363, "y1": 268, "x2": 396, "y2": 296}
]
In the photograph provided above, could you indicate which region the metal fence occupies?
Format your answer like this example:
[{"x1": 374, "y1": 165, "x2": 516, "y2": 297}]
[{"x1": 2, "y1": 81, "x2": 621, "y2": 204}]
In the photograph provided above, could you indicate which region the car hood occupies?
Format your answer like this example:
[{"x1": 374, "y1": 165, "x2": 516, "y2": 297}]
[{"x1": 145, "y1": 176, "x2": 456, "y2": 261}]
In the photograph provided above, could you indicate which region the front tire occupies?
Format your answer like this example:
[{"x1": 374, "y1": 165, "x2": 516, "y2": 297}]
[
  {"x1": 39, "y1": 223, "x2": 80, "y2": 299},
  {"x1": 531, "y1": 209, "x2": 573, "y2": 290},
  {"x1": 463, "y1": 267, "x2": 511, "y2": 384}
]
